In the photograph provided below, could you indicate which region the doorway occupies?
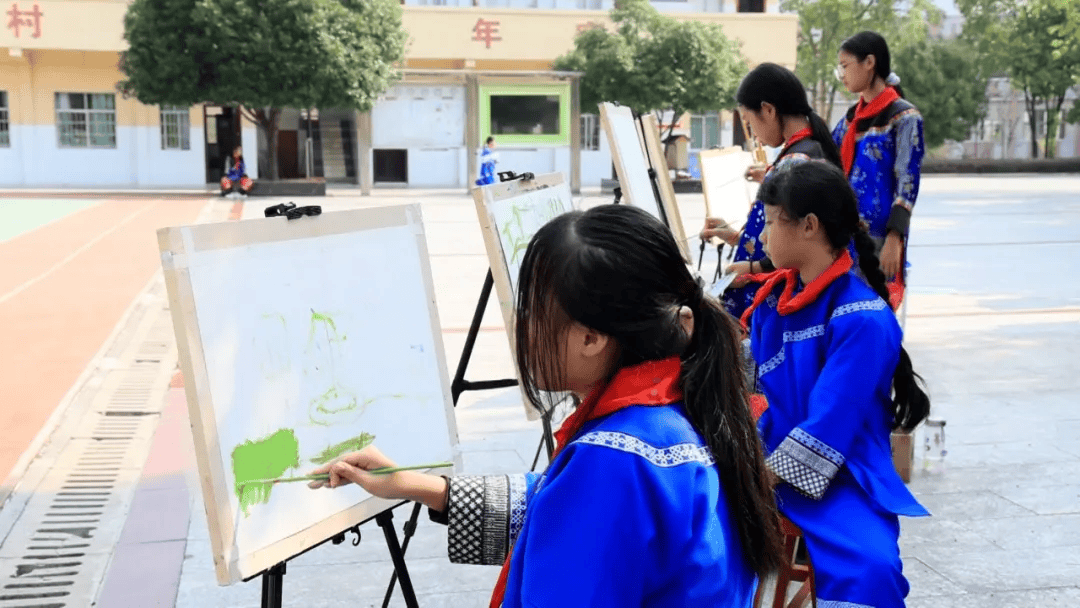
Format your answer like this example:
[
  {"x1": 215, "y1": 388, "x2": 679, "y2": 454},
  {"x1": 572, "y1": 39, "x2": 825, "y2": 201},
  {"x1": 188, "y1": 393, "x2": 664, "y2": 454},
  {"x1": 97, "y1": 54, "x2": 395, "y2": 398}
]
[
  {"x1": 373, "y1": 149, "x2": 407, "y2": 183},
  {"x1": 204, "y1": 106, "x2": 242, "y2": 183}
]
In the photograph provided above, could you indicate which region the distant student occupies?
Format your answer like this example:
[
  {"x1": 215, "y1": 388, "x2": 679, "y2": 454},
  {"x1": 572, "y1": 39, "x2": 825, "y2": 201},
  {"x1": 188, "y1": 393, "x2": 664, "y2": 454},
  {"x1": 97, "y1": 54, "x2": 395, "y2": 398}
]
[
  {"x1": 833, "y1": 31, "x2": 925, "y2": 309},
  {"x1": 476, "y1": 136, "x2": 498, "y2": 186},
  {"x1": 700, "y1": 63, "x2": 842, "y2": 318},
  {"x1": 220, "y1": 145, "x2": 254, "y2": 198},
  {"x1": 313, "y1": 204, "x2": 784, "y2": 607},
  {"x1": 744, "y1": 161, "x2": 930, "y2": 608}
]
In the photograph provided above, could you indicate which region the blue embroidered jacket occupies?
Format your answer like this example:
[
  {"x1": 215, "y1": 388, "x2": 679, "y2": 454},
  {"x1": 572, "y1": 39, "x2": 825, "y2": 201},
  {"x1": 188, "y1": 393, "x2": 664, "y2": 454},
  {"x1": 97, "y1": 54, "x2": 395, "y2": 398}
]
[
  {"x1": 443, "y1": 404, "x2": 758, "y2": 607},
  {"x1": 476, "y1": 147, "x2": 497, "y2": 186},
  {"x1": 723, "y1": 139, "x2": 827, "y2": 318},
  {"x1": 831, "y1": 99, "x2": 924, "y2": 240},
  {"x1": 226, "y1": 159, "x2": 246, "y2": 182},
  {"x1": 749, "y1": 271, "x2": 927, "y2": 517}
]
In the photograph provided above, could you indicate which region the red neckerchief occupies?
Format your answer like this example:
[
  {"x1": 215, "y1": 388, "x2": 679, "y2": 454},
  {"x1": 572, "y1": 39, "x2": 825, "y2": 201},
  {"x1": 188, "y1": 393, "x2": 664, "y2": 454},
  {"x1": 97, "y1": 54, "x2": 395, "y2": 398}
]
[
  {"x1": 489, "y1": 357, "x2": 683, "y2": 608},
  {"x1": 840, "y1": 87, "x2": 899, "y2": 176},
  {"x1": 766, "y1": 127, "x2": 812, "y2": 172},
  {"x1": 739, "y1": 250, "x2": 853, "y2": 329}
]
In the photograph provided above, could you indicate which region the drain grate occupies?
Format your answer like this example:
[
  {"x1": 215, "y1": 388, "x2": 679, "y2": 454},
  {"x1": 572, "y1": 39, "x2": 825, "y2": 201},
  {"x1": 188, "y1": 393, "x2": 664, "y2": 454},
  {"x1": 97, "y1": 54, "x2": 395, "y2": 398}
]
[{"x1": 0, "y1": 288, "x2": 177, "y2": 607}]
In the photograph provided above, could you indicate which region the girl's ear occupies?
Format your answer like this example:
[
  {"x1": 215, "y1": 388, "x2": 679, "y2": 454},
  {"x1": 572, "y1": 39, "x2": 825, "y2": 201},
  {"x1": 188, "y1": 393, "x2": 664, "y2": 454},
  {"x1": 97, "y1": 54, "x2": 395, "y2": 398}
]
[
  {"x1": 760, "y1": 101, "x2": 777, "y2": 121},
  {"x1": 802, "y1": 212, "x2": 822, "y2": 239}
]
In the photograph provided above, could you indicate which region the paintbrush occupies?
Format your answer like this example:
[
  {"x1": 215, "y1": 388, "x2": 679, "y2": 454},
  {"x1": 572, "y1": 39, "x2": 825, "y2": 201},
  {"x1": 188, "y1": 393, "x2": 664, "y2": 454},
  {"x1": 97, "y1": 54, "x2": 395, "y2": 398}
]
[{"x1": 237, "y1": 462, "x2": 454, "y2": 488}]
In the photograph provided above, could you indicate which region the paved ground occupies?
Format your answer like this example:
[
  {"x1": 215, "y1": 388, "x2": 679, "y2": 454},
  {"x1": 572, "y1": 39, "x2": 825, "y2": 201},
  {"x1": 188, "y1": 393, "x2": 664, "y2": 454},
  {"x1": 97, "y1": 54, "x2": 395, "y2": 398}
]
[{"x1": 0, "y1": 176, "x2": 1078, "y2": 607}]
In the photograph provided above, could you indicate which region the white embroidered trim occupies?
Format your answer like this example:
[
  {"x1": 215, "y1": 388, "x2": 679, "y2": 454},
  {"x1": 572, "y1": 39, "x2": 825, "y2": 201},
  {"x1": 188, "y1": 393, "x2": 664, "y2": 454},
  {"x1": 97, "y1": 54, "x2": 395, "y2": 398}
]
[
  {"x1": 758, "y1": 348, "x2": 785, "y2": 378},
  {"x1": 791, "y1": 428, "x2": 845, "y2": 466},
  {"x1": 783, "y1": 325, "x2": 825, "y2": 342},
  {"x1": 766, "y1": 294, "x2": 779, "y2": 308},
  {"x1": 574, "y1": 431, "x2": 715, "y2": 467},
  {"x1": 831, "y1": 299, "x2": 888, "y2": 320},
  {"x1": 507, "y1": 474, "x2": 527, "y2": 546},
  {"x1": 818, "y1": 601, "x2": 875, "y2": 608}
]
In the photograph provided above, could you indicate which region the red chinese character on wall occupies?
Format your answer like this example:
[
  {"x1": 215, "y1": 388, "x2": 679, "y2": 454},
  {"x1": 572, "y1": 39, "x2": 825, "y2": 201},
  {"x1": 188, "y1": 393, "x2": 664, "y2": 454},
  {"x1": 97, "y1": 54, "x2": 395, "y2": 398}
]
[
  {"x1": 6, "y1": 2, "x2": 43, "y2": 39},
  {"x1": 576, "y1": 21, "x2": 603, "y2": 33},
  {"x1": 471, "y1": 18, "x2": 501, "y2": 49}
]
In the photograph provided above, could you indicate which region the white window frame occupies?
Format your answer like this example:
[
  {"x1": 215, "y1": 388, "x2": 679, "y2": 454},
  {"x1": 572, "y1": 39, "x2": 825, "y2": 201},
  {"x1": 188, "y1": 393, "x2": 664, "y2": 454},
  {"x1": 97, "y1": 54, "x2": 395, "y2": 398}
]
[
  {"x1": 581, "y1": 113, "x2": 601, "y2": 151},
  {"x1": 56, "y1": 93, "x2": 117, "y2": 149},
  {"x1": 160, "y1": 105, "x2": 191, "y2": 151},
  {"x1": 0, "y1": 91, "x2": 9, "y2": 147}
]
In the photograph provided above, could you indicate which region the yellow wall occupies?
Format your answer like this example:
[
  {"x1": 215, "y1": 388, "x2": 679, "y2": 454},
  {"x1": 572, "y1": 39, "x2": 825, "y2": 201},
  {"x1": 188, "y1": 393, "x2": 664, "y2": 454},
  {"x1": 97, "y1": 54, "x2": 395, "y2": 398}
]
[
  {"x1": 0, "y1": 1, "x2": 127, "y2": 52},
  {"x1": 1, "y1": 50, "x2": 202, "y2": 127},
  {"x1": 401, "y1": 7, "x2": 798, "y2": 69}
]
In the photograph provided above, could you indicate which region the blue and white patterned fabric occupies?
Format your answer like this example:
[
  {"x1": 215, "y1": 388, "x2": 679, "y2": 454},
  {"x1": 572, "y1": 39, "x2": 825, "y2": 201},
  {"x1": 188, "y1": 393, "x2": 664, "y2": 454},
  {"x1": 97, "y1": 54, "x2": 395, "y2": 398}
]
[
  {"x1": 446, "y1": 403, "x2": 758, "y2": 607},
  {"x1": 749, "y1": 270, "x2": 929, "y2": 608},
  {"x1": 832, "y1": 99, "x2": 924, "y2": 241}
]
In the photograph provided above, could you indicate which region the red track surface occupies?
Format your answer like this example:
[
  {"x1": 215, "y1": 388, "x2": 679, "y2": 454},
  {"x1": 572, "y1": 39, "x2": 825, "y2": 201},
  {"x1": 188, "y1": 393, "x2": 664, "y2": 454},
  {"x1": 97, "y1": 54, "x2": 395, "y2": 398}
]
[{"x1": 0, "y1": 198, "x2": 208, "y2": 482}]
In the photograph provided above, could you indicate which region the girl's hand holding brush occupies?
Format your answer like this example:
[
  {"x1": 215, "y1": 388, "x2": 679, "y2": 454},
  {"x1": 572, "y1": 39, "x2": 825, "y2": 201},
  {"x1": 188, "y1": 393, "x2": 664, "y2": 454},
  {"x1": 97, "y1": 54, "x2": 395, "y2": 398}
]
[{"x1": 307, "y1": 445, "x2": 450, "y2": 513}]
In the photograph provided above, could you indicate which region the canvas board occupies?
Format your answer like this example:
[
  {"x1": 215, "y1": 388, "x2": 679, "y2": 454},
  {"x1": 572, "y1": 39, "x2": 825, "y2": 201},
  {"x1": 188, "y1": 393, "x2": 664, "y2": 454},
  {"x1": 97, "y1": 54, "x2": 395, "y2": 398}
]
[
  {"x1": 699, "y1": 147, "x2": 758, "y2": 229},
  {"x1": 638, "y1": 113, "x2": 691, "y2": 262},
  {"x1": 598, "y1": 102, "x2": 666, "y2": 224},
  {"x1": 159, "y1": 205, "x2": 459, "y2": 585}
]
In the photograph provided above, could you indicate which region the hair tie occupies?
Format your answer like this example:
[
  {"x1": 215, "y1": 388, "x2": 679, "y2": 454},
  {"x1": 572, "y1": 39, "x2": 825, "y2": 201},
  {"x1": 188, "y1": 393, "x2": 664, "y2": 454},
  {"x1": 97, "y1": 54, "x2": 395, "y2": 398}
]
[{"x1": 886, "y1": 72, "x2": 901, "y2": 86}]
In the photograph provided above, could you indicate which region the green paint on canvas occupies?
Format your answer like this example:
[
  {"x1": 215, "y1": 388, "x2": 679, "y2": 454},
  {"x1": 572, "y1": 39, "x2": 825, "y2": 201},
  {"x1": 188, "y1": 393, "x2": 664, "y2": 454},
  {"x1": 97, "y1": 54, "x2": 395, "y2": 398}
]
[
  {"x1": 231, "y1": 428, "x2": 300, "y2": 516},
  {"x1": 310, "y1": 385, "x2": 360, "y2": 425},
  {"x1": 309, "y1": 432, "x2": 376, "y2": 465}
]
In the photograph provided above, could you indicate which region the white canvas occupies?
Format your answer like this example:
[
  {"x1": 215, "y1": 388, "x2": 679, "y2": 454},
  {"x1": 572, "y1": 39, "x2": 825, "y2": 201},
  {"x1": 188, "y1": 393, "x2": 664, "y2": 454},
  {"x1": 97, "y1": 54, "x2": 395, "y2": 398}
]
[
  {"x1": 599, "y1": 103, "x2": 665, "y2": 222},
  {"x1": 162, "y1": 207, "x2": 457, "y2": 583},
  {"x1": 699, "y1": 148, "x2": 758, "y2": 228},
  {"x1": 487, "y1": 181, "x2": 574, "y2": 294}
]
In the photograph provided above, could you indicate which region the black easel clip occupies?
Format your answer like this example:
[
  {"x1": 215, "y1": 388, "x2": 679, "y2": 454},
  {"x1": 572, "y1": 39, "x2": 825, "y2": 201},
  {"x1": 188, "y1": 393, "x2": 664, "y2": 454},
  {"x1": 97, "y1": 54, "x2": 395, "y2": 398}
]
[
  {"x1": 264, "y1": 202, "x2": 322, "y2": 220},
  {"x1": 331, "y1": 525, "x2": 362, "y2": 547},
  {"x1": 497, "y1": 171, "x2": 535, "y2": 183}
]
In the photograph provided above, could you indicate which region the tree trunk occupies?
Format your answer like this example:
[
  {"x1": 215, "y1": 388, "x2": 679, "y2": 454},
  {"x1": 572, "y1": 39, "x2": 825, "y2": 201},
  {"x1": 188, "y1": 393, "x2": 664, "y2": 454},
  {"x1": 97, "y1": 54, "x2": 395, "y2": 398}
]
[{"x1": 1023, "y1": 89, "x2": 1039, "y2": 159}]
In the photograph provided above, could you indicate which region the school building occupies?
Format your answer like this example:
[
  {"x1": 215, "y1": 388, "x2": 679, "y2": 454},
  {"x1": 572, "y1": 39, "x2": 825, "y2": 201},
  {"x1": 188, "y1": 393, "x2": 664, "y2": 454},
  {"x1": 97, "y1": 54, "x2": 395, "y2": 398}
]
[{"x1": 0, "y1": 0, "x2": 796, "y2": 190}]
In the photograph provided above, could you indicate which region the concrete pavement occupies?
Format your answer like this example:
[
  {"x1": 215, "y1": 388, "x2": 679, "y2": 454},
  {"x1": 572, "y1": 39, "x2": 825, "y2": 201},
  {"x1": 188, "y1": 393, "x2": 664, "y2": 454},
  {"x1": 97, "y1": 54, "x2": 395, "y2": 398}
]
[{"x1": 0, "y1": 176, "x2": 1077, "y2": 607}]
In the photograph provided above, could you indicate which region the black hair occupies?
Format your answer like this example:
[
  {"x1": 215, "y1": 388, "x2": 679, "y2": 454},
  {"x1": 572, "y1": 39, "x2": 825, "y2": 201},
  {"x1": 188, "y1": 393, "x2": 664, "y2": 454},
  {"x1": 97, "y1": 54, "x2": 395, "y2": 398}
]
[
  {"x1": 515, "y1": 204, "x2": 783, "y2": 576},
  {"x1": 485, "y1": 136, "x2": 494, "y2": 145},
  {"x1": 759, "y1": 162, "x2": 929, "y2": 432},
  {"x1": 736, "y1": 62, "x2": 842, "y2": 169},
  {"x1": 840, "y1": 31, "x2": 906, "y2": 98}
]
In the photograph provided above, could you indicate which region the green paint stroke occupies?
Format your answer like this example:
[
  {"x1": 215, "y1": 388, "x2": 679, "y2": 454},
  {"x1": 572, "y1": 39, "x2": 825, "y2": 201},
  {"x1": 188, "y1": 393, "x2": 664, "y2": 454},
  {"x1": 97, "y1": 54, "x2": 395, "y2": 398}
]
[
  {"x1": 309, "y1": 432, "x2": 376, "y2": 465},
  {"x1": 308, "y1": 309, "x2": 340, "y2": 345},
  {"x1": 231, "y1": 429, "x2": 300, "y2": 516},
  {"x1": 310, "y1": 385, "x2": 360, "y2": 425}
]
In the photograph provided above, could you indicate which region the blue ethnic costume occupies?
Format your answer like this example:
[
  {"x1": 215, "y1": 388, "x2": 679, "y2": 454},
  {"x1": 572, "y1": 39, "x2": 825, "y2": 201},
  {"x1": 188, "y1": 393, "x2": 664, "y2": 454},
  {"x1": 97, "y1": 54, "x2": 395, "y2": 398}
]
[
  {"x1": 723, "y1": 129, "x2": 829, "y2": 319},
  {"x1": 430, "y1": 358, "x2": 759, "y2": 608},
  {"x1": 476, "y1": 146, "x2": 497, "y2": 186},
  {"x1": 832, "y1": 88, "x2": 924, "y2": 309},
  {"x1": 745, "y1": 251, "x2": 929, "y2": 608}
]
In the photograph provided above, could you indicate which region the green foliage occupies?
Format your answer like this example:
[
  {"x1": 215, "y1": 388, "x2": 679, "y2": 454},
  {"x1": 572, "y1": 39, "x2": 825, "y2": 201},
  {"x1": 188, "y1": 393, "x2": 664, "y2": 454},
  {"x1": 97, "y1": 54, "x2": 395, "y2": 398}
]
[
  {"x1": 1001, "y1": 0, "x2": 1080, "y2": 157},
  {"x1": 119, "y1": 0, "x2": 406, "y2": 176},
  {"x1": 553, "y1": 0, "x2": 744, "y2": 134},
  {"x1": 893, "y1": 38, "x2": 987, "y2": 148},
  {"x1": 956, "y1": 0, "x2": 1020, "y2": 76},
  {"x1": 120, "y1": 0, "x2": 405, "y2": 111},
  {"x1": 781, "y1": 0, "x2": 939, "y2": 119}
]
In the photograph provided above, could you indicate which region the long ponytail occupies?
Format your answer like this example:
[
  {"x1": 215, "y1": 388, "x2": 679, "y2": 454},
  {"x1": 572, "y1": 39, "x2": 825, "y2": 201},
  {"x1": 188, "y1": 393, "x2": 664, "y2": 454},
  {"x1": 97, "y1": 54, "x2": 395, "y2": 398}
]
[
  {"x1": 807, "y1": 111, "x2": 842, "y2": 169},
  {"x1": 682, "y1": 292, "x2": 783, "y2": 576},
  {"x1": 851, "y1": 230, "x2": 929, "y2": 431},
  {"x1": 765, "y1": 163, "x2": 930, "y2": 433}
]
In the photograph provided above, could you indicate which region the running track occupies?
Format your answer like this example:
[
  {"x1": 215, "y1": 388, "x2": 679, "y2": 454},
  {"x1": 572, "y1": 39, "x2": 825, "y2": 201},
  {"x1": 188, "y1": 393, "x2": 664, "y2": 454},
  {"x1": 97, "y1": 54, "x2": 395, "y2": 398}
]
[{"x1": 0, "y1": 197, "x2": 209, "y2": 483}]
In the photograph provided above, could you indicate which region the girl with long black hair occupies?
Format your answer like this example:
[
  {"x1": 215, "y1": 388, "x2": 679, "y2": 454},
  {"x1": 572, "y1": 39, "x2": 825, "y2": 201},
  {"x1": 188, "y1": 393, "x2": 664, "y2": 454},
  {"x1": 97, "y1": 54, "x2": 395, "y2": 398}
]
[
  {"x1": 744, "y1": 160, "x2": 930, "y2": 608},
  {"x1": 700, "y1": 62, "x2": 841, "y2": 318},
  {"x1": 833, "y1": 31, "x2": 925, "y2": 309},
  {"x1": 314, "y1": 204, "x2": 783, "y2": 607}
]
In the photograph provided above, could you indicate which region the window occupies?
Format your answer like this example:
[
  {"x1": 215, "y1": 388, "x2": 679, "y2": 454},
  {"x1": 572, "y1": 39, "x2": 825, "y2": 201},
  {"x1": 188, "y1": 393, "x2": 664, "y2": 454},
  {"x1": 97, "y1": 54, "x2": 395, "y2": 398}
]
[
  {"x1": 690, "y1": 114, "x2": 720, "y2": 149},
  {"x1": 56, "y1": 93, "x2": 116, "y2": 148},
  {"x1": 581, "y1": 114, "x2": 601, "y2": 151},
  {"x1": 490, "y1": 95, "x2": 561, "y2": 135},
  {"x1": 160, "y1": 105, "x2": 190, "y2": 150},
  {"x1": 0, "y1": 91, "x2": 8, "y2": 147}
]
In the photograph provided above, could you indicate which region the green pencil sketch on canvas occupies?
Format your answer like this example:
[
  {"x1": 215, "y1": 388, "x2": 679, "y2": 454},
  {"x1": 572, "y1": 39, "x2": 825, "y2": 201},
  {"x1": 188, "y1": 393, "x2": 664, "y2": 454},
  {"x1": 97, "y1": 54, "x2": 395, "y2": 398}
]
[{"x1": 307, "y1": 309, "x2": 360, "y2": 425}]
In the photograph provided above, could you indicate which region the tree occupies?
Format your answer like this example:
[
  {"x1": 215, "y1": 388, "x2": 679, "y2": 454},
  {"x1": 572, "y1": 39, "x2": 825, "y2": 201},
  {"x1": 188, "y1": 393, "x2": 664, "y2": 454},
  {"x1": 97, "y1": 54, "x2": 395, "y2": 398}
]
[
  {"x1": 119, "y1": 0, "x2": 406, "y2": 179},
  {"x1": 892, "y1": 38, "x2": 987, "y2": 148},
  {"x1": 1002, "y1": 0, "x2": 1080, "y2": 157},
  {"x1": 956, "y1": 0, "x2": 1020, "y2": 77},
  {"x1": 781, "y1": 0, "x2": 939, "y2": 121},
  {"x1": 553, "y1": 0, "x2": 745, "y2": 143}
]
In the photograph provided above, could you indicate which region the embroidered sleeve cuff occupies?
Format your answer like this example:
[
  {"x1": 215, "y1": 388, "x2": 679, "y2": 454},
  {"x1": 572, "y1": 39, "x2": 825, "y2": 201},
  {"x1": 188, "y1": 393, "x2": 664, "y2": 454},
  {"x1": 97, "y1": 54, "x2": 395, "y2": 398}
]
[
  {"x1": 766, "y1": 428, "x2": 845, "y2": 500},
  {"x1": 447, "y1": 475, "x2": 510, "y2": 566},
  {"x1": 886, "y1": 200, "x2": 912, "y2": 236}
]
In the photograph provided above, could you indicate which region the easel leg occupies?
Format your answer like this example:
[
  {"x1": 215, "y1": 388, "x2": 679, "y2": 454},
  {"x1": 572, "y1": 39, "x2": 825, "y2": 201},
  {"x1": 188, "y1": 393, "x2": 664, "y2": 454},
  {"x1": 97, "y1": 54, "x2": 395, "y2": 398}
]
[
  {"x1": 452, "y1": 269, "x2": 495, "y2": 404},
  {"x1": 377, "y1": 510, "x2": 420, "y2": 608},
  {"x1": 382, "y1": 502, "x2": 424, "y2": 608},
  {"x1": 260, "y1": 562, "x2": 285, "y2": 608},
  {"x1": 529, "y1": 408, "x2": 557, "y2": 472}
]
